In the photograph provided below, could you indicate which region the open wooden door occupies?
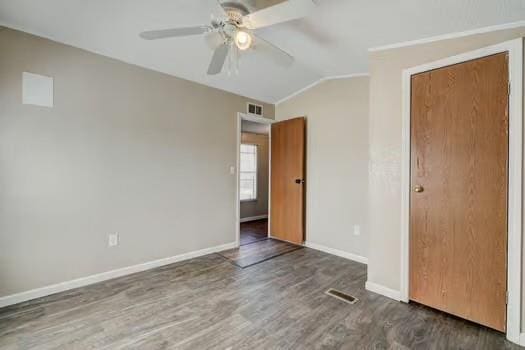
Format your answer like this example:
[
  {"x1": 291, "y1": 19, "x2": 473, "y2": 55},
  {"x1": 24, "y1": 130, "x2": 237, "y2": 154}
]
[{"x1": 270, "y1": 117, "x2": 305, "y2": 245}]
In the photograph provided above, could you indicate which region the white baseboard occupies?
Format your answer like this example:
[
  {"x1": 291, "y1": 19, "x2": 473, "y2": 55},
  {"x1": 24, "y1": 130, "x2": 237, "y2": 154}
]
[
  {"x1": 304, "y1": 241, "x2": 368, "y2": 265},
  {"x1": 518, "y1": 333, "x2": 525, "y2": 346},
  {"x1": 239, "y1": 214, "x2": 268, "y2": 223},
  {"x1": 365, "y1": 281, "x2": 401, "y2": 301},
  {"x1": 0, "y1": 242, "x2": 236, "y2": 309}
]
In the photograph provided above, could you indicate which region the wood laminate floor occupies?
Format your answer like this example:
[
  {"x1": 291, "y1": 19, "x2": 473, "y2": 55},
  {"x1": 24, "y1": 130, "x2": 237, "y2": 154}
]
[
  {"x1": 0, "y1": 248, "x2": 521, "y2": 350},
  {"x1": 239, "y1": 219, "x2": 268, "y2": 246},
  {"x1": 218, "y1": 238, "x2": 302, "y2": 268}
]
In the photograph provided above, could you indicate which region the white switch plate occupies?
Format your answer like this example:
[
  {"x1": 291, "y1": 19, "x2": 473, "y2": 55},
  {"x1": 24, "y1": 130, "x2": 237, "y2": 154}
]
[
  {"x1": 229, "y1": 166, "x2": 235, "y2": 175},
  {"x1": 108, "y1": 233, "x2": 119, "y2": 247},
  {"x1": 353, "y1": 225, "x2": 360, "y2": 236}
]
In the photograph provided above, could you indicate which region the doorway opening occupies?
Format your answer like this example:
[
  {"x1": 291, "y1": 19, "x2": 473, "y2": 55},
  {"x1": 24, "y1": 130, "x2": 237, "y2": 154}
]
[
  {"x1": 238, "y1": 118, "x2": 270, "y2": 246},
  {"x1": 217, "y1": 113, "x2": 306, "y2": 268}
]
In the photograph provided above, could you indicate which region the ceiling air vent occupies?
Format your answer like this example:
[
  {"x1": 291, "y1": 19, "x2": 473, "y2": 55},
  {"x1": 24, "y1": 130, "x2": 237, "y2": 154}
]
[{"x1": 247, "y1": 102, "x2": 263, "y2": 116}]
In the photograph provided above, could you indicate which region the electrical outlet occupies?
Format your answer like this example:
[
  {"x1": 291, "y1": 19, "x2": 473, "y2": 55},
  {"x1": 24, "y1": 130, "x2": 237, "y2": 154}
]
[
  {"x1": 108, "y1": 233, "x2": 119, "y2": 247},
  {"x1": 353, "y1": 225, "x2": 360, "y2": 236}
]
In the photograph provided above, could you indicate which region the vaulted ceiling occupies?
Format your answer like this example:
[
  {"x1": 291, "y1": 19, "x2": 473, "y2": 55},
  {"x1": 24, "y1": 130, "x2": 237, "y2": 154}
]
[{"x1": 1, "y1": 0, "x2": 524, "y2": 103}]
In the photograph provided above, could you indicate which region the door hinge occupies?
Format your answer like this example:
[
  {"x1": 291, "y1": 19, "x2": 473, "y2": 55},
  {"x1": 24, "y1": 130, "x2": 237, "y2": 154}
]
[{"x1": 506, "y1": 291, "x2": 509, "y2": 305}]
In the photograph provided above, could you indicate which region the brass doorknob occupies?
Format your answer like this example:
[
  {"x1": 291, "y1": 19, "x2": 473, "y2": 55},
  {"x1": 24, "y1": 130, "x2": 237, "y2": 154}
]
[{"x1": 414, "y1": 185, "x2": 424, "y2": 193}]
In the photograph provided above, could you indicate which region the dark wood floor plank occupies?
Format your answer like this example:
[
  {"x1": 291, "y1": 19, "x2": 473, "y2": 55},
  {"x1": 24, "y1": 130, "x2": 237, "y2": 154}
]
[
  {"x1": 240, "y1": 219, "x2": 268, "y2": 246},
  {"x1": 0, "y1": 248, "x2": 521, "y2": 349}
]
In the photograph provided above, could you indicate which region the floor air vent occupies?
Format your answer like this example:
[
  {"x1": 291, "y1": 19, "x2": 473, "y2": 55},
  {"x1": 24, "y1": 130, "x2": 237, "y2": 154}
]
[{"x1": 325, "y1": 288, "x2": 358, "y2": 304}]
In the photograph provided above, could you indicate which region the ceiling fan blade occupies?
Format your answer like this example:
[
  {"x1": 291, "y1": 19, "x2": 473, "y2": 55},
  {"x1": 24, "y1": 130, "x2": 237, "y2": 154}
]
[
  {"x1": 253, "y1": 34, "x2": 294, "y2": 67},
  {"x1": 242, "y1": 0, "x2": 316, "y2": 30},
  {"x1": 214, "y1": 0, "x2": 228, "y2": 16},
  {"x1": 207, "y1": 43, "x2": 230, "y2": 75},
  {"x1": 204, "y1": 31, "x2": 225, "y2": 50},
  {"x1": 139, "y1": 26, "x2": 209, "y2": 40}
]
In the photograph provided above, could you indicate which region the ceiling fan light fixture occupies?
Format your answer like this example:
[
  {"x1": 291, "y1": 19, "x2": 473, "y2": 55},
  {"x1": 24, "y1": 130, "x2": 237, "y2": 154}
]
[
  {"x1": 234, "y1": 30, "x2": 252, "y2": 50},
  {"x1": 139, "y1": 0, "x2": 309, "y2": 75}
]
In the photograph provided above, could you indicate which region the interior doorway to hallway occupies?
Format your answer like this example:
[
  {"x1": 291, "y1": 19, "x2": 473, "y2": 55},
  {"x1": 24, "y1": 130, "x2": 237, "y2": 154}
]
[
  {"x1": 217, "y1": 113, "x2": 306, "y2": 268},
  {"x1": 238, "y1": 118, "x2": 270, "y2": 246}
]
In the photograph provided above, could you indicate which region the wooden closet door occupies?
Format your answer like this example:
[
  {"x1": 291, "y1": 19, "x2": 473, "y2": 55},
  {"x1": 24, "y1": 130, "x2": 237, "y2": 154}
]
[
  {"x1": 270, "y1": 117, "x2": 305, "y2": 245},
  {"x1": 409, "y1": 53, "x2": 509, "y2": 331}
]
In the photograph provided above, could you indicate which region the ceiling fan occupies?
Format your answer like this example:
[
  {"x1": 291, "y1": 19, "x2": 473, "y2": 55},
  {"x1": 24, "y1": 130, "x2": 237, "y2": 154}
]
[{"x1": 139, "y1": 0, "x2": 316, "y2": 75}]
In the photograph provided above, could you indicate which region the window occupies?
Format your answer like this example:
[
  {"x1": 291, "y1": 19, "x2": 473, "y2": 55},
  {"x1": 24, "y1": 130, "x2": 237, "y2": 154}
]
[{"x1": 240, "y1": 144, "x2": 257, "y2": 201}]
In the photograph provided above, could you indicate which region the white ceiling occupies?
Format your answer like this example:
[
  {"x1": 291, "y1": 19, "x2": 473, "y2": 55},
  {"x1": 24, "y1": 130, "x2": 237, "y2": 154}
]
[{"x1": 1, "y1": 0, "x2": 524, "y2": 103}]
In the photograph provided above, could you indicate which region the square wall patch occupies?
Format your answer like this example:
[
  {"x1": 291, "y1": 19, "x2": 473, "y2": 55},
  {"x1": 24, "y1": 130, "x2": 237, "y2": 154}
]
[{"x1": 22, "y1": 72, "x2": 54, "y2": 107}]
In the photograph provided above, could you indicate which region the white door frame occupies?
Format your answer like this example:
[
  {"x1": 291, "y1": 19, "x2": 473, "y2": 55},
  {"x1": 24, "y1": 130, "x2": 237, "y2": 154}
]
[
  {"x1": 235, "y1": 112, "x2": 275, "y2": 247},
  {"x1": 400, "y1": 38, "x2": 523, "y2": 343}
]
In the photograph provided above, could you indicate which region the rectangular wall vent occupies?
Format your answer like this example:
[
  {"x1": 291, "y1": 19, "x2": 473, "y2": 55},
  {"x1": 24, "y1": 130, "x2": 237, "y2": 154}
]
[
  {"x1": 247, "y1": 102, "x2": 263, "y2": 116},
  {"x1": 22, "y1": 72, "x2": 54, "y2": 107}
]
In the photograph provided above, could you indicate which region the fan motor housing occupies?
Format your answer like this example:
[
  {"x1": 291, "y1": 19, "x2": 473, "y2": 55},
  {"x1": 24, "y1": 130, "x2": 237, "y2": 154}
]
[{"x1": 221, "y1": 2, "x2": 250, "y2": 23}]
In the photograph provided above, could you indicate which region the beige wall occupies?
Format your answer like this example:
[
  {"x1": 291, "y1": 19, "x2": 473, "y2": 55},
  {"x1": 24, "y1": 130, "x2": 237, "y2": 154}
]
[
  {"x1": 0, "y1": 28, "x2": 274, "y2": 297},
  {"x1": 367, "y1": 26, "x2": 525, "y2": 328},
  {"x1": 240, "y1": 132, "x2": 269, "y2": 219},
  {"x1": 276, "y1": 77, "x2": 369, "y2": 259}
]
